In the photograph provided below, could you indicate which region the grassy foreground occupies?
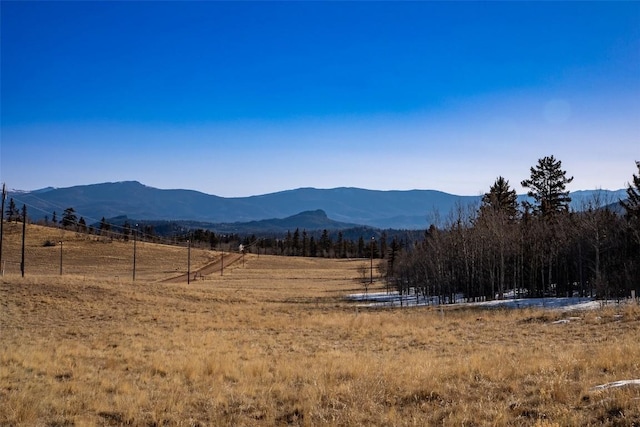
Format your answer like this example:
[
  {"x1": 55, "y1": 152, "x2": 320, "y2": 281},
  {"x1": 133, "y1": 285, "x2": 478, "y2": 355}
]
[{"x1": 1, "y1": 224, "x2": 639, "y2": 426}]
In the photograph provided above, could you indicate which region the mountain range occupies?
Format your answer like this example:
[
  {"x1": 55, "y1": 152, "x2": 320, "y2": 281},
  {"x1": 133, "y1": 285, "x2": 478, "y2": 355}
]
[{"x1": 8, "y1": 181, "x2": 628, "y2": 230}]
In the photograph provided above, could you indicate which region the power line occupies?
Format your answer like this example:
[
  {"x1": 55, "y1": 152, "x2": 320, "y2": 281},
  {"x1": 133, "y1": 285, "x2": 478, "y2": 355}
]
[
  {"x1": 5, "y1": 184, "x2": 244, "y2": 248},
  {"x1": 6, "y1": 193, "x2": 189, "y2": 247}
]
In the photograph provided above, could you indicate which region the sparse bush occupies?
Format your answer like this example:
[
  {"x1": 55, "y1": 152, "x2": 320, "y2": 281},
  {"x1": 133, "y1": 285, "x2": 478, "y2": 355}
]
[{"x1": 43, "y1": 240, "x2": 57, "y2": 247}]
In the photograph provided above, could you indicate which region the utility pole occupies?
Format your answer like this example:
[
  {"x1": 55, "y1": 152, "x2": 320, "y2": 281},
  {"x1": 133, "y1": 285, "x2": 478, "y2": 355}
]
[
  {"x1": 370, "y1": 236, "x2": 375, "y2": 284},
  {"x1": 21, "y1": 204, "x2": 26, "y2": 277},
  {"x1": 0, "y1": 183, "x2": 6, "y2": 275},
  {"x1": 187, "y1": 239, "x2": 191, "y2": 284},
  {"x1": 59, "y1": 240, "x2": 63, "y2": 275},
  {"x1": 133, "y1": 224, "x2": 138, "y2": 281}
]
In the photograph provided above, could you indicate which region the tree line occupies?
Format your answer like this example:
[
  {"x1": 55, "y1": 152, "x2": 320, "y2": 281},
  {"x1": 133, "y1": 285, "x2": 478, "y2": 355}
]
[
  {"x1": 175, "y1": 227, "x2": 415, "y2": 261},
  {"x1": 3, "y1": 203, "x2": 162, "y2": 244},
  {"x1": 392, "y1": 156, "x2": 640, "y2": 302}
]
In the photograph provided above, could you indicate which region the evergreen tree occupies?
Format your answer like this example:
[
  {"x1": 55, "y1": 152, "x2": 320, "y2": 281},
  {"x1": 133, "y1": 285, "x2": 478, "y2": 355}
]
[
  {"x1": 284, "y1": 230, "x2": 293, "y2": 256},
  {"x1": 292, "y1": 228, "x2": 300, "y2": 256},
  {"x1": 52, "y1": 211, "x2": 58, "y2": 225},
  {"x1": 620, "y1": 160, "x2": 640, "y2": 221},
  {"x1": 78, "y1": 217, "x2": 87, "y2": 233},
  {"x1": 379, "y1": 232, "x2": 388, "y2": 259},
  {"x1": 521, "y1": 156, "x2": 574, "y2": 297},
  {"x1": 388, "y1": 236, "x2": 400, "y2": 277},
  {"x1": 5, "y1": 198, "x2": 18, "y2": 222},
  {"x1": 209, "y1": 232, "x2": 218, "y2": 250},
  {"x1": 336, "y1": 232, "x2": 345, "y2": 258},
  {"x1": 309, "y1": 236, "x2": 317, "y2": 257},
  {"x1": 481, "y1": 176, "x2": 518, "y2": 218},
  {"x1": 99, "y1": 217, "x2": 110, "y2": 235},
  {"x1": 479, "y1": 176, "x2": 519, "y2": 299},
  {"x1": 61, "y1": 207, "x2": 78, "y2": 228},
  {"x1": 620, "y1": 161, "x2": 640, "y2": 255},
  {"x1": 521, "y1": 155, "x2": 574, "y2": 217},
  {"x1": 357, "y1": 236, "x2": 365, "y2": 258},
  {"x1": 143, "y1": 225, "x2": 154, "y2": 239},
  {"x1": 123, "y1": 221, "x2": 131, "y2": 241},
  {"x1": 302, "y1": 230, "x2": 309, "y2": 257},
  {"x1": 319, "y1": 229, "x2": 331, "y2": 257}
]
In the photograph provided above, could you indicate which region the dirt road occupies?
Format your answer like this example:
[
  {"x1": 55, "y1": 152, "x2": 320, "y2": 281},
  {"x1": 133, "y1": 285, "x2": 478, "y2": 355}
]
[{"x1": 161, "y1": 252, "x2": 243, "y2": 283}]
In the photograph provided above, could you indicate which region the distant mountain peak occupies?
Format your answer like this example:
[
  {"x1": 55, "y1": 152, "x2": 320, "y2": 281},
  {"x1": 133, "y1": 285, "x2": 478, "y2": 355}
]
[
  {"x1": 32, "y1": 186, "x2": 56, "y2": 194},
  {"x1": 288, "y1": 209, "x2": 328, "y2": 219},
  {"x1": 102, "y1": 180, "x2": 145, "y2": 187}
]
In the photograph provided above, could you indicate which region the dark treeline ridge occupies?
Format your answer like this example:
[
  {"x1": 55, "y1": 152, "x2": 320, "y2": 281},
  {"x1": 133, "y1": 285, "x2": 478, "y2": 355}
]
[
  {"x1": 7, "y1": 156, "x2": 639, "y2": 302},
  {"x1": 102, "y1": 219, "x2": 423, "y2": 262}
]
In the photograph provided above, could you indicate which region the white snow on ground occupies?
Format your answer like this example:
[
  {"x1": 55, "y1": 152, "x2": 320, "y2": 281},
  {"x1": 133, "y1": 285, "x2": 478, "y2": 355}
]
[
  {"x1": 591, "y1": 379, "x2": 640, "y2": 391},
  {"x1": 472, "y1": 297, "x2": 601, "y2": 311},
  {"x1": 346, "y1": 291, "x2": 632, "y2": 311}
]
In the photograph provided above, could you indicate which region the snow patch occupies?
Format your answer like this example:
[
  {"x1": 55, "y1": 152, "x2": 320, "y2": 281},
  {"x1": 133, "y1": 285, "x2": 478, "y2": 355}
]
[
  {"x1": 346, "y1": 292, "x2": 617, "y2": 311},
  {"x1": 591, "y1": 380, "x2": 640, "y2": 391}
]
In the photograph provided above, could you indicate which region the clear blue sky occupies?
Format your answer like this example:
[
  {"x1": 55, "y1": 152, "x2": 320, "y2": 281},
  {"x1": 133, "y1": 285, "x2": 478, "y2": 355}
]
[{"x1": 1, "y1": 1, "x2": 639, "y2": 197}]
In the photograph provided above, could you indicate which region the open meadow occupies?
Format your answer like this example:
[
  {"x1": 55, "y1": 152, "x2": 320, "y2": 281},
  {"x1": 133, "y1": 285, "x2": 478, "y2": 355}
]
[{"x1": 1, "y1": 223, "x2": 639, "y2": 426}]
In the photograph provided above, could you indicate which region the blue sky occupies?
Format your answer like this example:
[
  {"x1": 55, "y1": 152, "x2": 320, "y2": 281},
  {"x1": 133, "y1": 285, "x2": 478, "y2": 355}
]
[{"x1": 1, "y1": 1, "x2": 639, "y2": 197}]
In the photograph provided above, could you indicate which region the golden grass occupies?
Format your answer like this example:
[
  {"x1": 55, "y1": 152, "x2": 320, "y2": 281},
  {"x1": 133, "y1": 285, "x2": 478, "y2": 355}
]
[
  {"x1": 1, "y1": 223, "x2": 639, "y2": 426},
  {"x1": 0, "y1": 222, "x2": 219, "y2": 281}
]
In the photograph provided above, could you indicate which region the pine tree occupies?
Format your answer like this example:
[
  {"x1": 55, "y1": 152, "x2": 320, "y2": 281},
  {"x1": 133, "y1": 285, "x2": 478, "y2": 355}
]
[
  {"x1": 481, "y1": 176, "x2": 518, "y2": 218},
  {"x1": 61, "y1": 207, "x2": 78, "y2": 228},
  {"x1": 336, "y1": 232, "x2": 345, "y2": 258},
  {"x1": 123, "y1": 221, "x2": 131, "y2": 241},
  {"x1": 284, "y1": 230, "x2": 293, "y2": 256},
  {"x1": 292, "y1": 228, "x2": 300, "y2": 256},
  {"x1": 302, "y1": 230, "x2": 309, "y2": 257},
  {"x1": 479, "y1": 176, "x2": 519, "y2": 299},
  {"x1": 309, "y1": 236, "x2": 317, "y2": 257},
  {"x1": 379, "y1": 232, "x2": 388, "y2": 259},
  {"x1": 521, "y1": 155, "x2": 574, "y2": 217},
  {"x1": 357, "y1": 236, "x2": 365, "y2": 258},
  {"x1": 521, "y1": 156, "x2": 574, "y2": 297},
  {"x1": 143, "y1": 225, "x2": 154, "y2": 239},
  {"x1": 99, "y1": 217, "x2": 110, "y2": 235},
  {"x1": 620, "y1": 161, "x2": 640, "y2": 250},
  {"x1": 387, "y1": 237, "x2": 400, "y2": 278},
  {"x1": 319, "y1": 229, "x2": 331, "y2": 257},
  {"x1": 5, "y1": 198, "x2": 18, "y2": 222},
  {"x1": 78, "y1": 217, "x2": 87, "y2": 233},
  {"x1": 620, "y1": 160, "x2": 640, "y2": 221}
]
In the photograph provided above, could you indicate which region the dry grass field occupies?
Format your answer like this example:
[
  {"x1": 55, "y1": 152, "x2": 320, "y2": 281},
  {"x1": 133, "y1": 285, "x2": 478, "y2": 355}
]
[{"x1": 1, "y1": 223, "x2": 639, "y2": 426}]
